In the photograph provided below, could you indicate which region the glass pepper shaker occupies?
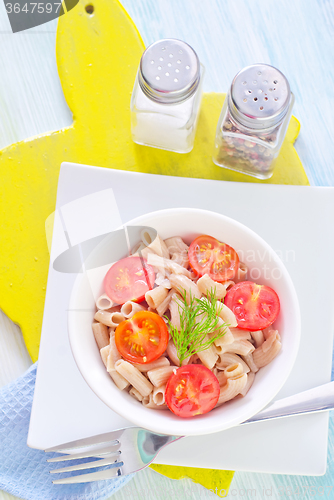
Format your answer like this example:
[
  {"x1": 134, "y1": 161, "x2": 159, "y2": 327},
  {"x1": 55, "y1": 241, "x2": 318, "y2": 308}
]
[
  {"x1": 213, "y1": 64, "x2": 294, "y2": 179},
  {"x1": 130, "y1": 39, "x2": 204, "y2": 154}
]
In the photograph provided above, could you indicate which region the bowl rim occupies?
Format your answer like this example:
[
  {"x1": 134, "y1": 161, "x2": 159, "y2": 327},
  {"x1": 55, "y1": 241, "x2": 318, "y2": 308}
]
[{"x1": 68, "y1": 207, "x2": 301, "y2": 436}]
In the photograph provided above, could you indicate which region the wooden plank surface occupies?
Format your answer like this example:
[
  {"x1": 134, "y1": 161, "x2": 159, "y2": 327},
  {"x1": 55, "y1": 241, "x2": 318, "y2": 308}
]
[{"x1": 0, "y1": 0, "x2": 334, "y2": 498}]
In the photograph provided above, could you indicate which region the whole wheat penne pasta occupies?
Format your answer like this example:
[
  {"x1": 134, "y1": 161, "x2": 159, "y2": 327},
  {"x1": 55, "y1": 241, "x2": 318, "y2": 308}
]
[
  {"x1": 155, "y1": 272, "x2": 172, "y2": 289},
  {"x1": 216, "y1": 353, "x2": 250, "y2": 373},
  {"x1": 215, "y1": 303, "x2": 238, "y2": 327},
  {"x1": 171, "y1": 252, "x2": 189, "y2": 269},
  {"x1": 169, "y1": 274, "x2": 201, "y2": 303},
  {"x1": 156, "y1": 289, "x2": 175, "y2": 316},
  {"x1": 221, "y1": 280, "x2": 235, "y2": 291},
  {"x1": 133, "y1": 356, "x2": 170, "y2": 372},
  {"x1": 145, "y1": 286, "x2": 169, "y2": 309},
  {"x1": 94, "y1": 310, "x2": 125, "y2": 328},
  {"x1": 147, "y1": 365, "x2": 176, "y2": 387},
  {"x1": 197, "y1": 274, "x2": 227, "y2": 300},
  {"x1": 216, "y1": 371, "x2": 227, "y2": 386},
  {"x1": 142, "y1": 394, "x2": 168, "y2": 410},
  {"x1": 224, "y1": 362, "x2": 244, "y2": 379},
  {"x1": 152, "y1": 385, "x2": 167, "y2": 405},
  {"x1": 129, "y1": 387, "x2": 143, "y2": 402},
  {"x1": 109, "y1": 370, "x2": 130, "y2": 391},
  {"x1": 100, "y1": 345, "x2": 110, "y2": 367},
  {"x1": 108, "y1": 327, "x2": 115, "y2": 337},
  {"x1": 263, "y1": 329, "x2": 281, "y2": 342},
  {"x1": 92, "y1": 322, "x2": 110, "y2": 350},
  {"x1": 147, "y1": 253, "x2": 192, "y2": 279},
  {"x1": 235, "y1": 262, "x2": 248, "y2": 282},
  {"x1": 121, "y1": 301, "x2": 146, "y2": 318},
  {"x1": 212, "y1": 323, "x2": 234, "y2": 346},
  {"x1": 253, "y1": 338, "x2": 281, "y2": 368},
  {"x1": 164, "y1": 236, "x2": 189, "y2": 256},
  {"x1": 251, "y1": 330, "x2": 265, "y2": 348},
  {"x1": 230, "y1": 327, "x2": 252, "y2": 341},
  {"x1": 168, "y1": 298, "x2": 183, "y2": 330},
  {"x1": 166, "y1": 339, "x2": 180, "y2": 366},
  {"x1": 107, "y1": 336, "x2": 122, "y2": 372},
  {"x1": 262, "y1": 330, "x2": 280, "y2": 352},
  {"x1": 115, "y1": 359, "x2": 153, "y2": 397},
  {"x1": 241, "y1": 353, "x2": 259, "y2": 373},
  {"x1": 140, "y1": 229, "x2": 170, "y2": 259},
  {"x1": 219, "y1": 340, "x2": 255, "y2": 356},
  {"x1": 197, "y1": 339, "x2": 218, "y2": 369},
  {"x1": 239, "y1": 371, "x2": 255, "y2": 397},
  {"x1": 216, "y1": 373, "x2": 248, "y2": 406},
  {"x1": 96, "y1": 293, "x2": 114, "y2": 310}
]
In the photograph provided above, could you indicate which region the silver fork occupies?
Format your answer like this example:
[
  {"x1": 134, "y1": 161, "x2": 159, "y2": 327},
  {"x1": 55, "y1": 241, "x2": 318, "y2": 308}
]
[{"x1": 46, "y1": 380, "x2": 334, "y2": 484}]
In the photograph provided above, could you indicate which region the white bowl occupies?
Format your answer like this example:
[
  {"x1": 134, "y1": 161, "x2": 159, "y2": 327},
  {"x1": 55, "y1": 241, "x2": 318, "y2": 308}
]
[{"x1": 68, "y1": 208, "x2": 301, "y2": 436}]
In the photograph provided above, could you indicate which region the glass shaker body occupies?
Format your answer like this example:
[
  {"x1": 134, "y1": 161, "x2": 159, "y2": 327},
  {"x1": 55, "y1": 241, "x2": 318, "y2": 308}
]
[
  {"x1": 213, "y1": 64, "x2": 294, "y2": 179},
  {"x1": 130, "y1": 39, "x2": 204, "y2": 154}
]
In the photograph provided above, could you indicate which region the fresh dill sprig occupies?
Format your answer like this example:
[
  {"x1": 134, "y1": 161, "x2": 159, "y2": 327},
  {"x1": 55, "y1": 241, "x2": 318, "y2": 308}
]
[{"x1": 165, "y1": 288, "x2": 228, "y2": 366}]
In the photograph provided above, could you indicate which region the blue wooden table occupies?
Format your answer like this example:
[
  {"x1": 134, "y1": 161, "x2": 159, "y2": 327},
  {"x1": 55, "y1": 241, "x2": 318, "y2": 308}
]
[{"x1": 0, "y1": 0, "x2": 334, "y2": 498}]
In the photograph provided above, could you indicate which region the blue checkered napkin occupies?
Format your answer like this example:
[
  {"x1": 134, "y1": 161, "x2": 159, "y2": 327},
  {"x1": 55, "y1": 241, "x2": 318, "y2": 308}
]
[{"x1": 0, "y1": 363, "x2": 134, "y2": 500}]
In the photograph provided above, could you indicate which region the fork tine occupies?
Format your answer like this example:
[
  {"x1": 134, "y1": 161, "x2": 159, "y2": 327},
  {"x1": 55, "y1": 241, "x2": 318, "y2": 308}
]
[
  {"x1": 50, "y1": 457, "x2": 123, "y2": 474},
  {"x1": 47, "y1": 443, "x2": 121, "y2": 462},
  {"x1": 52, "y1": 465, "x2": 122, "y2": 484},
  {"x1": 45, "y1": 428, "x2": 131, "y2": 452}
]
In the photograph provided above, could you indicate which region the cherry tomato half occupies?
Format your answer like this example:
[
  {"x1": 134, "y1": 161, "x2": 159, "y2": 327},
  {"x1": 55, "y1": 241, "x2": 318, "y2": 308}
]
[
  {"x1": 115, "y1": 311, "x2": 169, "y2": 364},
  {"x1": 165, "y1": 365, "x2": 220, "y2": 418},
  {"x1": 224, "y1": 281, "x2": 280, "y2": 331},
  {"x1": 104, "y1": 256, "x2": 155, "y2": 305},
  {"x1": 188, "y1": 235, "x2": 239, "y2": 282}
]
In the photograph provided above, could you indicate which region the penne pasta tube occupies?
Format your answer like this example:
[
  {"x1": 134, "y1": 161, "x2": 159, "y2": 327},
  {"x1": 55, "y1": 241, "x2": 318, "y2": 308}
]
[
  {"x1": 253, "y1": 337, "x2": 281, "y2": 368},
  {"x1": 100, "y1": 345, "x2": 110, "y2": 367},
  {"x1": 115, "y1": 359, "x2": 153, "y2": 397},
  {"x1": 121, "y1": 301, "x2": 146, "y2": 318},
  {"x1": 156, "y1": 289, "x2": 175, "y2": 316},
  {"x1": 263, "y1": 328, "x2": 281, "y2": 342},
  {"x1": 109, "y1": 370, "x2": 130, "y2": 391},
  {"x1": 197, "y1": 274, "x2": 227, "y2": 300},
  {"x1": 133, "y1": 356, "x2": 170, "y2": 372},
  {"x1": 106, "y1": 336, "x2": 122, "y2": 372},
  {"x1": 230, "y1": 327, "x2": 252, "y2": 341},
  {"x1": 152, "y1": 385, "x2": 167, "y2": 405},
  {"x1": 235, "y1": 262, "x2": 248, "y2": 283},
  {"x1": 216, "y1": 353, "x2": 250, "y2": 373},
  {"x1": 140, "y1": 229, "x2": 170, "y2": 259},
  {"x1": 147, "y1": 365, "x2": 176, "y2": 387},
  {"x1": 166, "y1": 339, "x2": 180, "y2": 366},
  {"x1": 239, "y1": 371, "x2": 255, "y2": 397},
  {"x1": 142, "y1": 394, "x2": 168, "y2": 410},
  {"x1": 221, "y1": 280, "x2": 235, "y2": 292},
  {"x1": 147, "y1": 253, "x2": 192, "y2": 279},
  {"x1": 164, "y1": 236, "x2": 189, "y2": 256},
  {"x1": 224, "y1": 362, "x2": 244, "y2": 379},
  {"x1": 94, "y1": 310, "x2": 125, "y2": 328},
  {"x1": 216, "y1": 370, "x2": 227, "y2": 386},
  {"x1": 155, "y1": 272, "x2": 172, "y2": 289},
  {"x1": 216, "y1": 373, "x2": 248, "y2": 406},
  {"x1": 169, "y1": 274, "x2": 201, "y2": 304},
  {"x1": 218, "y1": 340, "x2": 255, "y2": 356},
  {"x1": 108, "y1": 327, "x2": 115, "y2": 337},
  {"x1": 215, "y1": 302, "x2": 238, "y2": 327},
  {"x1": 241, "y1": 353, "x2": 259, "y2": 373},
  {"x1": 251, "y1": 330, "x2": 264, "y2": 348},
  {"x1": 212, "y1": 323, "x2": 234, "y2": 347},
  {"x1": 92, "y1": 322, "x2": 110, "y2": 350},
  {"x1": 197, "y1": 338, "x2": 218, "y2": 369},
  {"x1": 96, "y1": 293, "x2": 114, "y2": 310},
  {"x1": 145, "y1": 286, "x2": 169, "y2": 309},
  {"x1": 171, "y1": 252, "x2": 189, "y2": 269},
  {"x1": 129, "y1": 387, "x2": 143, "y2": 402},
  {"x1": 168, "y1": 298, "x2": 183, "y2": 330}
]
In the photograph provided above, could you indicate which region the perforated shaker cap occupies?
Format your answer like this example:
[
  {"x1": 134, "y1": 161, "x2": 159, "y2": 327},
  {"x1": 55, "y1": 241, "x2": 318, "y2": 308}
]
[
  {"x1": 229, "y1": 64, "x2": 292, "y2": 129},
  {"x1": 138, "y1": 39, "x2": 200, "y2": 104}
]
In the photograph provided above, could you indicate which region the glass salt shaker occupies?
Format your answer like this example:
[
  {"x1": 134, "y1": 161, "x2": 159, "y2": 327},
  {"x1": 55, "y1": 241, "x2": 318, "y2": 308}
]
[
  {"x1": 213, "y1": 64, "x2": 294, "y2": 179},
  {"x1": 130, "y1": 39, "x2": 204, "y2": 154}
]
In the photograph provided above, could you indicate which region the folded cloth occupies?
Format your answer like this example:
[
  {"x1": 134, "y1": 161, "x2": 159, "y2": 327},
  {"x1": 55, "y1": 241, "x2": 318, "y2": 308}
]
[{"x1": 0, "y1": 363, "x2": 133, "y2": 500}]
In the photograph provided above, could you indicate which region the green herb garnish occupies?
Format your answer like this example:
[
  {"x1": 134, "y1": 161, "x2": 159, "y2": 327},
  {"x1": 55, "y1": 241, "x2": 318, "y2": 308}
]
[{"x1": 165, "y1": 288, "x2": 228, "y2": 365}]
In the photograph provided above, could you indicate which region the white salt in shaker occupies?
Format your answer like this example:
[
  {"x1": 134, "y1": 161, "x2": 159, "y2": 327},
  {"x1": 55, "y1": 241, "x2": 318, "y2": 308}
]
[
  {"x1": 213, "y1": 64, "x2": 294, "y2": 179},
  {"x1": 130, "y1": 39, "x2": 204, "y2": 154}
]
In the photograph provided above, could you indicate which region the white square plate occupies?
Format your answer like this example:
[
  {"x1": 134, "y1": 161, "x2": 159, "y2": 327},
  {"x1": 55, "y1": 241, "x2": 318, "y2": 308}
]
[{"x1": 28, "y1": 162, "x2": 334, "y2": 475}]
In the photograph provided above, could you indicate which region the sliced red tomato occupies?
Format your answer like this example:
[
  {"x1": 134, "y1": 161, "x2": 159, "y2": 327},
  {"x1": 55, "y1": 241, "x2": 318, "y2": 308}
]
[
  {"x1": 115, "y1": 311, "x2": 169, "y2": 364},
  {"x1": 165, "y1": 365, "x2": 220, "y2": 418},
  {"x1": 188, "y1": 235, "x2": 239, "y2": 282},
  {"x1": 104, "y1": 256, "x2": 155, "y2": 305},
  {"x1": 224, "y1": 281, "x2": 280, "y2": 331}
]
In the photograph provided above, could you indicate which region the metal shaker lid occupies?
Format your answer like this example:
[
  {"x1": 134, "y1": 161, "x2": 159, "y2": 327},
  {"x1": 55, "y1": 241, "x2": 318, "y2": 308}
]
[
  {"x1": 229, "y1": 64, "x2": 292, "y2": 129},
  {"x1": 138, "y1": 39, "x2": 200, "y2": 104}
]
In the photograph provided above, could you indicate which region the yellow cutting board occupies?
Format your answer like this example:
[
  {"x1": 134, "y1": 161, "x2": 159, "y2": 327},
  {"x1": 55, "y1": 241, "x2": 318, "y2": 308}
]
[{"x1": 0, "y1": 0, "x2": 309, "y2": 494}]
